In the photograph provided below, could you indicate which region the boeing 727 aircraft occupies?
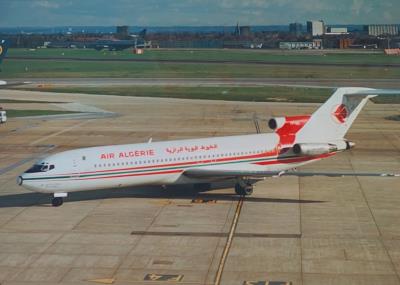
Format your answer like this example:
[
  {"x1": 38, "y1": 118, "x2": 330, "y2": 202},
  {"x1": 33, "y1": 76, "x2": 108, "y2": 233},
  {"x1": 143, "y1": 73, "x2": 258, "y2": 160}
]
[{"x1": 17, "y1": 87, "x2": 399, "y2": 206}]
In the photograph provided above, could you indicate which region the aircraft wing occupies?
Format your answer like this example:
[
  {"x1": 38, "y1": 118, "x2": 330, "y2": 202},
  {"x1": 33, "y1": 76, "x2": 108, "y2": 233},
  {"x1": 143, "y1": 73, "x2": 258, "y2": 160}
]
[{"x1": 183, "y1": 168, "x2": 400, "y2": 179}]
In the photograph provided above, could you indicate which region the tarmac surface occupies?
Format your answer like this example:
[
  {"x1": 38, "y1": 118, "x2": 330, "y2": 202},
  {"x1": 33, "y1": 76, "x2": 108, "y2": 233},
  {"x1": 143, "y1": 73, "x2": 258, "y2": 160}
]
[
  {"x1": 0, "y1": 89, "x2": 399, "y2": 285},
  {"x1": 8, "y1": 56, "x2": 400, "y2": 68},
  {"x1": 7, "y1": 77, "x2": 400, "y2": 89}
]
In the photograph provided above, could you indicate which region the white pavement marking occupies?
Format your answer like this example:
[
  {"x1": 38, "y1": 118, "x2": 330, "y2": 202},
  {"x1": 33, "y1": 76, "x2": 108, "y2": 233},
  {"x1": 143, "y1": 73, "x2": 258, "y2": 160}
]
[{"x1": 29, "y1": 120, "x2": 91, "y2": 146}]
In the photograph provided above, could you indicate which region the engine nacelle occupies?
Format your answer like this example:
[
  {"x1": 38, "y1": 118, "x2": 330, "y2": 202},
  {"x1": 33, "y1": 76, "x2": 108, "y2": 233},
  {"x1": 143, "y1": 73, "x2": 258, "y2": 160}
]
[
  {"x1": 268, "y1": 117, "x2": 285, "y2": 130},
  {"x1": 293, "y1": 141, "x2": 355, "y2": 156},
  {"x1": 293, "y1": 143, "x2": 337, "y2": 156},
  {"x1": 268, "y1": 115, "x2": 311, "y2": 132},
  {"x1": 333, "y1": 140, "x2": 355, "y2": 151}
]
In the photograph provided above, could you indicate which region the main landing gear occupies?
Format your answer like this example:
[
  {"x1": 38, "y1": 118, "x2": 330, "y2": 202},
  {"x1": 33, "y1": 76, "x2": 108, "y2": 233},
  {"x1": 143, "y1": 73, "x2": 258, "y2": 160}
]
[
  {"x1": 234, "y1": 181, "x2": 253, "y2": 196},
  {"x1": 52, "y1": 197, "x2": 63, "y2": 207},
  {"x1": 51, "y1": 193, "x2": 68, "y2": 207}
]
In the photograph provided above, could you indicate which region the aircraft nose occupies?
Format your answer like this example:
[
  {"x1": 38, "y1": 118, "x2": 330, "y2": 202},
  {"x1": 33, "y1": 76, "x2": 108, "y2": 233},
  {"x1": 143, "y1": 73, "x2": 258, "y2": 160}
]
[{"x1": 17, "y1": 175, "x2": 23, "y2": 186}]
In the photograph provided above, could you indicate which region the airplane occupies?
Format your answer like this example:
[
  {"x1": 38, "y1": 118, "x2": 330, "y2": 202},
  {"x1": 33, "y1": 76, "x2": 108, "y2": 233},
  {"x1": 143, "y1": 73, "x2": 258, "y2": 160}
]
[
  {"x1": 92, "y1": 38, "x2": 151, "y2": 51},
  {"x1": 17, "y1": 87, "x2": 400, "y2": 206},
  {"x1": 0, "y1": 40, "x2": 9, "y2": 85}
]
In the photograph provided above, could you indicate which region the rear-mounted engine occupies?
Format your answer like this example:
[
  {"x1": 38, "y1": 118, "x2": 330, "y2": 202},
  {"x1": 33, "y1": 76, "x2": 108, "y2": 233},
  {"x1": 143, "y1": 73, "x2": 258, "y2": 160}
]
[
  {"x1": 268, "y1": 116, "x2": 311, "y2": 133},
  {"x1": 293, "y1": 141, "x2": 355, "y2": 156}
]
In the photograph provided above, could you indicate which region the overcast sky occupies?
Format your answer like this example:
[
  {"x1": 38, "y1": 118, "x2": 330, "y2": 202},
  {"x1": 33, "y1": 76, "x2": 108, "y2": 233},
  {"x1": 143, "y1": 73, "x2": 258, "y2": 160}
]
[{"x1": 0, "y1": 0, "x2": 399, "y2": 27}]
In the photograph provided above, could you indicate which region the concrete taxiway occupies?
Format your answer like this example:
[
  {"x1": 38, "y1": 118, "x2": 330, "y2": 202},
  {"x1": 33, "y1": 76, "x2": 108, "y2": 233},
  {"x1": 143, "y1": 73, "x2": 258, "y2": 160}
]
[{"x1": 0, "y1": 89, "x2": 399, "y2": 285}]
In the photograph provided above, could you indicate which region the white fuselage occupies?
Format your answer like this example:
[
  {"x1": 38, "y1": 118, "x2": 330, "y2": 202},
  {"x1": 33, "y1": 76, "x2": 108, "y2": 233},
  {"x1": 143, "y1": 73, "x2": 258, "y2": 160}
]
[{"x1": 19, "y1": 133, "x2": 329, "y2": 194}]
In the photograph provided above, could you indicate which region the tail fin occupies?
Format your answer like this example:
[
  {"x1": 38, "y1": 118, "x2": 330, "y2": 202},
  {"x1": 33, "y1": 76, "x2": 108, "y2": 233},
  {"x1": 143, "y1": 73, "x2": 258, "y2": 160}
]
[
  {"x1": 296, "y1": 87, "x2": 400, "y2": 143},
  {"x1": 0, "y1": 40, "x2": 8, "y2": 64}
]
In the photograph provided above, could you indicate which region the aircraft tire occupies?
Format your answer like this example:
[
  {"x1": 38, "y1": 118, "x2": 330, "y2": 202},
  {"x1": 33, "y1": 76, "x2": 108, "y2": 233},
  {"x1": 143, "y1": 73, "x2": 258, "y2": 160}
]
[
  {"x1": 235, "y1": 183, "x2": 253, "y2": 196},
  {"x1": 244, "y1": 185, "x2": 253, "y2": 196},
  {"x1": 234, "y1": 183, "x2": 243, "y2": 195},
  {"x1": 52, "y1": 197, "x2": 63, "y2": 207}
]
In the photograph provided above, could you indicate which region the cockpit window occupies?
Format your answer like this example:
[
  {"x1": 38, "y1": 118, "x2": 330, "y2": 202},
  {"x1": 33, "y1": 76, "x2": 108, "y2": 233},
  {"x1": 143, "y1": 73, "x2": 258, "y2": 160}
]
[{"x1": 25, "y1": 164, "x2": 55, "y2": 173}]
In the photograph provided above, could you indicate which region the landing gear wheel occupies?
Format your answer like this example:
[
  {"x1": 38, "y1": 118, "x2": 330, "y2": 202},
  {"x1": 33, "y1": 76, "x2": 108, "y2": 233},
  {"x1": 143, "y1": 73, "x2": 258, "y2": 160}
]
[
  {"x1": 243, "y1": 185, "x2": 253, "y2": 195},
  {"x1": 52, "y1": 197, "x2": 63, "y2": 207},
  {"x1": 234, "y1": 183, "x2": 243, "y2": 195},
  {"x1": 235, "y1": 183, "x2": 253, "y2": 196}
]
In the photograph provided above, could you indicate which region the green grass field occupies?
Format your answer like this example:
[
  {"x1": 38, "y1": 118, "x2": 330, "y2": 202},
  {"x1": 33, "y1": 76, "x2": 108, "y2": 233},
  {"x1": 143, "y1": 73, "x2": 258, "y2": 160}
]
[
  {"x1": 3, "y1": 48, "x2": 400, "y2": 79},
  {"x1": 16, "y1": 86, "x2": 331, "y2": 102},
  {"x1": 0, "y1": 99, "x2": 62, "y2": 104},
  {"x1": 8, "y1": 48, "x2": 400, "y2": 65},
  {"x1": 16, "y1": 85, "x2": 398, "y2": 104},
  {"x1": 386, "y1": 115, "x2": 400, "y2": 121},
  {"x1": 2, "y1": 59, "x2": 400, "y2": 79}
]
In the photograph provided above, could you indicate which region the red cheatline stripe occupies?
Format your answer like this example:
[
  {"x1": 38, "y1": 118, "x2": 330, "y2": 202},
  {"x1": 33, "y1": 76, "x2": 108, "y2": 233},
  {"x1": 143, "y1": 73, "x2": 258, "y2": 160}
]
[
  {"x1": 75, "y1": 153, "x2": 336, "y2": 181},
  {"x1": 78, "y1": 169, "x2": 183, "y2": 181},
  {"x1": 254, "y1": 152, "x2": 335, "y2": 165}
]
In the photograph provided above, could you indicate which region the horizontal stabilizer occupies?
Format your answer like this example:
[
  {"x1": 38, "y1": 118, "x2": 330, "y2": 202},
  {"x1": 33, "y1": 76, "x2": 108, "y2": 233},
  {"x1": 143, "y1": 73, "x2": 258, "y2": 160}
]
[{"x1": 340, "y1": 89, "x2": 400, "y2": 96}]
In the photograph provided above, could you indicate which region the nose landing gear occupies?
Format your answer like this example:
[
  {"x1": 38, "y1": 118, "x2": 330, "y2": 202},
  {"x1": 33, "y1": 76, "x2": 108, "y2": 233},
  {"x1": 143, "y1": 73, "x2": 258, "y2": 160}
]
[{"x1": 51, "y1": 192, "x2": 68, "y2": 207}]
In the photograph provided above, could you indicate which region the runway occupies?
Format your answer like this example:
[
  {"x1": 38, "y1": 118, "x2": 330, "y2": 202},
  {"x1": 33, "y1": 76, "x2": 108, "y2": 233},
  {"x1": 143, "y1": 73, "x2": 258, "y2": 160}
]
[
  {"x1": 8, "y1": 77, "x2": 400, "y2": 89},
  {"x1": 0, "y1": 89, "x2": 399, "y2": 284},
  {"x1": 8, "y1": 56, "x2": 400, "y2": 68}
]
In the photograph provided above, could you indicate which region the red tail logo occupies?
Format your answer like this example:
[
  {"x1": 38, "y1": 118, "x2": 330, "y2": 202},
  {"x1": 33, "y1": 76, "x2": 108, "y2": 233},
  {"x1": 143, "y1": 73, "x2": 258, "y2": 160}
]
[{"x1": 333, "y1": 104, "x2": 348, "y2": 124}]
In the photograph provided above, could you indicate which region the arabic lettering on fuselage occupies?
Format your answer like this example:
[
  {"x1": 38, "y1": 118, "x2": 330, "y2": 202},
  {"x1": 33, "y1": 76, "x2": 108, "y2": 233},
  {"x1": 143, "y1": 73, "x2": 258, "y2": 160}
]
[{"x1": 165, "y1": 144, "x2": 218, "y2": 154}]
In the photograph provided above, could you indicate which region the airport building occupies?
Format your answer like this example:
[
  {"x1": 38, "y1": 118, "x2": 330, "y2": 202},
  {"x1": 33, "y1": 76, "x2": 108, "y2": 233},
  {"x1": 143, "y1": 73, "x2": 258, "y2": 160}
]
[
  {"x1": 279, "y1": 40, "x2": 322, "y2": 50},
  {"x1": 307, "y1": 20, "x2": 325, "y2": 36},
  {"x1": 233, "y1": 23, "x2": 252, "y2": 37},
  {"x1": 116, "y1": 25, "x2": 130, "y2": 39},
  {"x1": 365, "y1": 24, "x2": 399, "y2": 36},
  {"x1": 289, "y1": 23, "x2": 303, "y2": 36},
  {"x1": 239, "y1": 26, "x2": 251, "y2": 36},
  {"x1": 326, "y1": 27, "x2": 348, "y2": 34}
]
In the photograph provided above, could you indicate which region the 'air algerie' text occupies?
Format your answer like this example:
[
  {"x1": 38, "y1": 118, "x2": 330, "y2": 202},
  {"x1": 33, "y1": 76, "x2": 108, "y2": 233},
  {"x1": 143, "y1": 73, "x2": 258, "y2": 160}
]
[{"x1": 100, "y1": 149, "x2": 155, "y2": 160}]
